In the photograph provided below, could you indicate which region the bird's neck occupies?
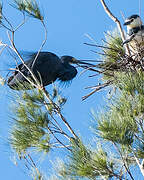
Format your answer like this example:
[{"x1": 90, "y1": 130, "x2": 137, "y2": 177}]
[
  {"x1": 127, "y1": 25, "x2": 144, "y2": 35},
  {"x1": 62, "y1": 61, "x2": 71, "y2": 66},
  {"x1": 127, "y1": 21, "x2": 143, "y2": 30}
]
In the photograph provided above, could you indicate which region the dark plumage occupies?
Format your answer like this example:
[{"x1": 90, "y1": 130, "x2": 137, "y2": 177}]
[
  {"x1": 127, "y1": 14, "x2": 139, "y2": 19},
  {"x1": 7, "y1": 52, "x2": 90, "y2": 90},
  {"x1": 128, "y1": 25, "x2": 144, "y2": 36},
  {"x1": 123, "y1": 14, "x2": 140, "y2": 26}
]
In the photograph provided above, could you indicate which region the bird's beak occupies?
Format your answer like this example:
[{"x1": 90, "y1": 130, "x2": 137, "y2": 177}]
[
  {"x1": 77, "y1": 61, "x2": 95, "y2": 66},
  {"x1": 72, "y1": 58, "x2": 95, "y2": 66},
  {"x1": 124, "y1": 20, "x2": 131, "y2": 26}
]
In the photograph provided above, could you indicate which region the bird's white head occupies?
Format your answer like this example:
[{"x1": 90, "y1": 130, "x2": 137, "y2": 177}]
[{"x1": 124, "y1": 14, "x2": 142, "y2": 29}]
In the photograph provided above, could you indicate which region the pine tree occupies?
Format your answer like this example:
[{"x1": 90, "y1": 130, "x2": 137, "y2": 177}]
[
  {"x1": 0, "y1": 0, "x2": 144, "y2": 180},
  {"x1": 50, "y1": 30, "x2": 144, "y2": 180}
]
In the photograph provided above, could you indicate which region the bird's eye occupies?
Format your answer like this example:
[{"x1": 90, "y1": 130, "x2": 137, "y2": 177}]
[{"x1": 72, "y1": 57, "x2": 76, "y2": 61}]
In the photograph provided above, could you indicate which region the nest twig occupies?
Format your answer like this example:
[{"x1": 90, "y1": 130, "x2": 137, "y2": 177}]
[
  {"x1": 81, "y1": 42, "x2": 144, "y2": 100},
  {"x1": 82, "y1": 80, "x2": 112, "y2": 101}
]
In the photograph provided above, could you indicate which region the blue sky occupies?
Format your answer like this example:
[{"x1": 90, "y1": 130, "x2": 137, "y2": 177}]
[{"x1": 0, "y1": 0, "x2": 143, "y2": 179}]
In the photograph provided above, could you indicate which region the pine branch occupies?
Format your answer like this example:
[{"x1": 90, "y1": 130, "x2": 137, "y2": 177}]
[
  {"x1": 12, "y1": 0, "x2": 43, "y2": 20},
  {"x1": 113, "y1": 142, "x2": 134, "y2": 180},
  {"x1": 47, "y1": 127, "x2": 72, "y2": 151},
  {"x1": 42, "y1": 87, "x2": 78, "y2": 139}
]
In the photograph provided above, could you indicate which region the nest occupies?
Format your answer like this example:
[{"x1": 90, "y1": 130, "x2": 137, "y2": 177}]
[{"x1": 81, "y1": 31, "x2": 144, "y2": 100}]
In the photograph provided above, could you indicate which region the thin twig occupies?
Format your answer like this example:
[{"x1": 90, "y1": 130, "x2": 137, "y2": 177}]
[
  {"x1": 139, "y1": 0, "x2": 141, "y2": 17},
  {"x1": 82, "y1": 81, "x2": 112, "y2": 101},
  {"x1": 130, "y1": 147, "x2": 144, "y2": 177},
  {"x1": 47, "y1": 126, "x2": 72, "y2": 151},
  {"x1": 84, "y1": 42, "x2": 120, "y2": 52},
  {"x1": 42, "y1": 100, "x2": 71, "y2": 141},
  {"x1": 9, "y1": 68, "x2": 38, "y2": 88},
  {"x1": 8, "y1": 31, "x2": 41, "y2": 88},
  {"x1": 27, "y1": 154, "x2": 42, "y2": 177},
  {"x1": 42, "y1": 87, "x2": 78, "y2": 139},
  {"x1": 1, "y1": 23, "x2": 12, "y2": 31},
  {"x1": 14, "y1": 12, "x2": 27, "y2": 32},
  {"x1": 2, "y1": 14, "x2": 13, "y2": 30},
  {"x1": 31, "y1": 20, "x2": 47, "y2": 68},
  {"x1": 113, "y1": 143, "x2": 134, "y2": 180},
  {"x1": 52, "y1": 124, "x2": 71, "y2": 141}
]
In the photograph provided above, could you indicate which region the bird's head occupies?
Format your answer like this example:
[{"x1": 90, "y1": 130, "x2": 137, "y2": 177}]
[
  {"x1": 124, "y1": 14, "x2": 142, "y2": 29},
  {"x1": 61, "y1": 56, "x2": 94, "y2": 66},
  {"x1": 61, "y1": 56, "x2": 77, "y2": 64}
]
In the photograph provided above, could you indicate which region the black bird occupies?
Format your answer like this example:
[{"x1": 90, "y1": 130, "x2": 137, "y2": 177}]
[{"x1": 7, "y1": 52, "x2": 91, "y2": 90}]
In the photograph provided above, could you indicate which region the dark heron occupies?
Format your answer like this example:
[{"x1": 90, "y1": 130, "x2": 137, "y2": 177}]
[{"x1": 7, "y1": 52, "x2": 92, "y2": 90}]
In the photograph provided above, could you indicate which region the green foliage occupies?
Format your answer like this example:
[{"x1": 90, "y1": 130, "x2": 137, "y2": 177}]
[
  {"x1": 90, "y1": 67, "x2": 144, "y2": 177},
  {"x1": 115, "y1": 70, "x2": 144, "y2": 96},
  {"x1": 51, "y1": 86, "x2": 67, "y2": 108},
  {"x1": 10, "y1": 89, "x2": 51, "y2": 154},
  {"x1": 13, "y1": 0, "x2": 43, "y2": 20},
  {"x1": 97, "y1": 96, "x2": 138, "y2": 145},
  {"x1": 95, "y1": 70, "x2": 144, "y2": 145},
  {"x1": 22, "y1": 89, "x2": 45, "y2": 104},
  {"x1": 95, "y1": 67, "x2": 144, "y2": 146},
  {"x1": 9, "y1": 80, "x2": 38, "y2": 90},
  {"x1": 115, "y1": 70, "x2": 144, "y2": 117},
  {"x1": 97, "y1": 30, "x2": 125, "y2": 81},
  {"x1": 59, "y1": 139, "x2": 117, "y2": 179},
  {"x1": 102, "y1": 30, "x2": 125, "y2": 63},
  {"x1": 9, "y1": 85, "x2": 68, "y2": 156}
]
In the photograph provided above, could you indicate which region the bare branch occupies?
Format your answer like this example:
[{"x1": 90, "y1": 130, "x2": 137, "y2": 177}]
[
  {"x1": 131, "y1": 147, "x2": 144, "y2": 177},
  {"x1": 42, "y1": 87, "x2": 78, "y2": 139},
  {"x1": 99, "y1": 0, "x2": 130, "y2": 55},
  {"x1": 84, "y1": 42, "x2": 121, "y2": 52},
  {"x1": 47, "y1": 126, "x2": 72, "y2": 151},
  {"x1": 7, "y1": 31, "x2": 41, "y2": 88},
  {"x1": 27, "y1": 154, "x2": 42, "y2": 177},
  {"x1": 113, "y1": 143, "x2": 134, "y2": 180},
  {"x1": 14, "y1": 12, "x2": 27, "y2": 31},
  {"x1": 31, "y1": 20, "x2": 47, "y2": 68},
  {"x1": 82, "y1": 80, "x2": 112, "y2": 101},
  {"x1": 9, "y1": 68, "x2": 38, "y2": 88}
]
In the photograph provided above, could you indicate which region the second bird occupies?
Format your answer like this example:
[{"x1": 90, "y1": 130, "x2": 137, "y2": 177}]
[{"x1": 123, "y1": 14, "x2": 144, "y2": 54}]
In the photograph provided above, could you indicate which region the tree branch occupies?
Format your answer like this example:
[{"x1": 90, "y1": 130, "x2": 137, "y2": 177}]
[
  {"x1": 113, "y1": 143, "x2": 134, "y2": 180},
  {"x1": 99, "y1": 0, "x2": 130, "y2": 55},
  {"x1": 131, "y1": 147, "x2": 144, "y2": 177},
  {"x1": 82, "y1": 80, "x2": 112, "y2": 101},
  {"x1": 42, "y1": 87, "x2": 78, "y2": 139},
  {"x1": 31, "y1": 20, "x2": 47, "y2": 68}
]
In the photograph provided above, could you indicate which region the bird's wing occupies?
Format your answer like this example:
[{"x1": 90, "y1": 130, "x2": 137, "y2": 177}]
[
  {"x1": 30, "y1": 52, "x2": 62, "y2": 86},
  {"x1": 58, "y1": 65, "x2": 77, "y2": 82},
  {"x1": 31, "y1": 52, "x2": 61, "y2": 70},
  {"x1": 8, "y1": 52, "x2": 63, "y2": 88},
  {"x1": 27, "y1": 52, "x2": 59, "y2": 64}
]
